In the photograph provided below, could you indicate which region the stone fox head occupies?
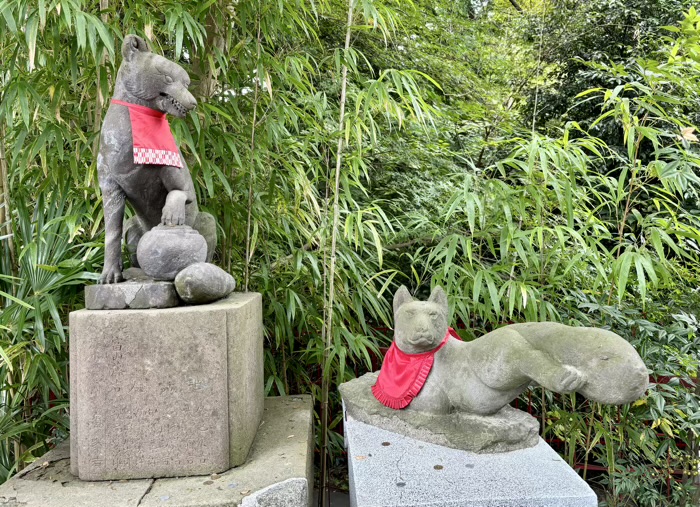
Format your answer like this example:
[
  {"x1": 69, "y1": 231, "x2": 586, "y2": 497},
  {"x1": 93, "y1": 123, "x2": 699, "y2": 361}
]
[
  {"x1": 116, "y1": 34, "x2": 196, "y2": 118},
  {"x1": 393, "y1": 286, "x2": 449, "y2": 354}
]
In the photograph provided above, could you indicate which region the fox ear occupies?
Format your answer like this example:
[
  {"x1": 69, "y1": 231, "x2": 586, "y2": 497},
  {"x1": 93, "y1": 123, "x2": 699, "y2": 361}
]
[
  {"x1": 393, "y1": 286, "x2": 413, "y2": 315},
  {"x1": 428, "y1": 286, "x2": 448, "y2": 311},
  {"x1": 122, "y1": 34, "x2": 151, "y2": 61}
]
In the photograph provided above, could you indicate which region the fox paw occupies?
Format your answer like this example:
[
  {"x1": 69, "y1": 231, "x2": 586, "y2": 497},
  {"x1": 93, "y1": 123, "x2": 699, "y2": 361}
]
[
  {"x1": 161, "y1": 190, "x2": 187, "y2": 226},
  {"x1": 553, "y1": 365, "x2": 586, "y2": 393},
  {"x1": 161, "y1": 205, "x2": 186, "y2": 226},
  {"x1": 100, "y1": 263, "x2": 124, "y2": 284}
]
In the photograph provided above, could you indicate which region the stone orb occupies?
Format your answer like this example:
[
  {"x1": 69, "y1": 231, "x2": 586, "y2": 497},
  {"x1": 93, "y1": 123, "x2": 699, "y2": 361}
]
[
  {"x1": 137, "y1": 225, "x2": 207, "y2": 280},
  {"x1": 174, "y1": 262, "x2": 236, "y2": 304}
]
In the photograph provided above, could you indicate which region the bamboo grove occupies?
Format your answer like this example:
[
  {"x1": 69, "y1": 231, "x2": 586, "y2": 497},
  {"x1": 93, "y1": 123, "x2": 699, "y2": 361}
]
[{"x1": 1, "y1": 0, "x2": 700, "y2": 505}]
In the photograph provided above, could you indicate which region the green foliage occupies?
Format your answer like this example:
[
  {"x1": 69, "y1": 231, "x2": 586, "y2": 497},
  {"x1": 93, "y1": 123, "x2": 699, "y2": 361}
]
[
  {"x1": 529, "y1": 0, "x2": 697, "y2": 133},
  {"x1": 398, "y1": 11, "x2": 700, "y2": 504},
  {"x1": 0, "y1": 0, "x2": 435, "y2": 487}
]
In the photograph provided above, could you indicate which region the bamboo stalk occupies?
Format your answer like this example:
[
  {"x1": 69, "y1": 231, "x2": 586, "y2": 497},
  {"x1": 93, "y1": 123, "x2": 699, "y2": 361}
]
[
  {"x1": 93, "y1": 0, "x2": 109, "y2": 134},
  {"x1": 244, "y1": 6, "x2": 263, "y2": 292},
  {"x1": 196, "y1": 2, "x2": 225, "y2": 99},
  {"x1": 693, "y1": 382, "x2": 700, "y2": 502},
  {"x1": 0, "y1": 125, "x2": 16, "y2": 279},
  {"x1": 320, "y1": 2, "x2": 355, "y2": 506},
  {"x1": 0, "y1": 146, "x2": 5, "y2": 230}
]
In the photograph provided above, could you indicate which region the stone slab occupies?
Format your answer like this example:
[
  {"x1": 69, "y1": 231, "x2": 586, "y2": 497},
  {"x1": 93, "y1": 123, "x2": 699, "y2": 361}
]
[
  {"x1": 0, "y1": 396, "x2": 313, "y2": 507},
  {"x1": 85, "y1": 281, "x2": 179, "y2": 309},
  {"x1": 70, "y1": 293, "x2": 263, "y2": 480},
  {"x1": 140, "y1": 396, "x2": 314, "y2": 507},
  {"x1": 344, "y1": 413, "x2": 597, "y2": 507},
  {"x1": 340, "y1": 373, "x2": 539, "y2": 453},
  {"x1": 0, "y1": 444, "x2": 153, "y2": 507}
]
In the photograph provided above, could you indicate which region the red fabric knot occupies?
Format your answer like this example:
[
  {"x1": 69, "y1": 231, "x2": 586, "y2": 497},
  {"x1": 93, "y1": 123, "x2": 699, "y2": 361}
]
[
  {"x1": 111, "y1": 99, "x2": 184, "y2": 168},
  {"x1": 372, "y1": 327, "x2": 461, "y2": 409}
]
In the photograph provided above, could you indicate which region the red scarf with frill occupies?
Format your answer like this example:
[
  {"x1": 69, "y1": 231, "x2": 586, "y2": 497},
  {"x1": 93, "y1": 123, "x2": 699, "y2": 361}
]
[{"x1": 372, "y1": 328, "x2": 461, "y2": 409}]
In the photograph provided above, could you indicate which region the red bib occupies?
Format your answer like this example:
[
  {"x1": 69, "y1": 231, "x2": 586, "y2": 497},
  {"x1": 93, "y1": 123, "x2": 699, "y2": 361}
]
[
  {"x1": 112, "y1": 99, "x2": 183, "y2": 168},
  {"x1": 372, "y1": 328, "x2": 461, "y2": 409}
]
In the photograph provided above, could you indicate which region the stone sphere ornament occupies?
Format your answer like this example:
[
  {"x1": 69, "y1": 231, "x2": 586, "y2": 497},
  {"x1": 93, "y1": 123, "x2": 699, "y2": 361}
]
[
  {"x1": 136, "y1": 225, "x2": 207, "y2": 280},
  {"x1": 175, "y1": 262, "x2": 236, "y2": 304}
]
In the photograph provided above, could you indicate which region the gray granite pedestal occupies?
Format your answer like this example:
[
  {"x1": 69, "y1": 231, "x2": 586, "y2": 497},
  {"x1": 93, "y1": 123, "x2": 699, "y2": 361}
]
[
  {"x1": 70, "y1": 293, "x2": 263, "y2": 481},
  {"x1": 344, "y1": 412, "x2": 598, "y2": 507},
  {"x1": 0, "y1": 396, "x2": 313, "y2": 507}
]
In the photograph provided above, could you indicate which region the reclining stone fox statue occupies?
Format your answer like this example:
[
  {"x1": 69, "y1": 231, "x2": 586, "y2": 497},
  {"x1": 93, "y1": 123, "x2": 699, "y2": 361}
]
[
  {"x1": 339, "y1": 286, "x2": 649, "y2": 453},
  {"x1": 98, "y1": 34, "x2": 217, "y2": 285}
]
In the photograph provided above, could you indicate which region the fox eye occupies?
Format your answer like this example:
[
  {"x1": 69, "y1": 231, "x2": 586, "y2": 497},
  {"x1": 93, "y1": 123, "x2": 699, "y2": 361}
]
[
  {"x1": 429, "y1": 310, "x2": 439, "y2": 318},
  {"x1": 164, "y1": 75, "x2": 173, "y2": 84}
]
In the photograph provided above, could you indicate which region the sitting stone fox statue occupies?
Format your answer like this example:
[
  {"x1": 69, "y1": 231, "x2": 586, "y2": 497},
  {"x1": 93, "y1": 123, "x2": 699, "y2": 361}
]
[
  {"x1": 98, "y1": 34, "x2": 216, "y2": 284},
  {"x1": 373, "y1": 286, "x2": 648, "y2": 415}
]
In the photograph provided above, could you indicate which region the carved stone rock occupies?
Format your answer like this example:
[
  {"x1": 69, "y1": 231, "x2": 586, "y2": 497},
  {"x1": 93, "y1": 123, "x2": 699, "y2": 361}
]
[
  {"x1": 340, "y1": 372, "x2": 539, "y2": 453},
  {"x1": 122, "y1": 266, "x2": 149, "y2": 281},
  {"x1": 85, "y1": 280, "x2": 178, "y2": 310},
  {"x1": 175, "y1": 262, "x2": 236, "y2": 304},
  {"x1": 136, "y1": 225, "x2": 207, "y2": 280}
]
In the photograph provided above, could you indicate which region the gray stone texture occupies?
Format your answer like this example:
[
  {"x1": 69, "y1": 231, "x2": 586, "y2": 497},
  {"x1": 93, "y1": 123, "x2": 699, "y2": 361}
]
[
  {"x1": 136, "y1": 225, "x2": 207, "y2": 280},
  {"x1": 99, "y1": 35, "x2": 217, "y2": 284},
  {"x1": 69, "y1": 293, "x2": 263, "y2": 480},
  {"x1": 0, "y1": 396, "x2": 313, "y2": 507},
  {"x1": 84, "y1": 280, "x2": 178, "y2": 310},
  {"x1": 340, "y1": 373, "x2": 539, "y2": 453},
  {"x1": 175, "y1": 262, "x2": 236, "y2": 304},
  {"x1": 226, "y1": 293, "x2": 265, "y2": 467},
  {"x1": 122, "y1": 267, "x2": 149, "y2": 281},
  {"x1": 344, "y1": 414, "x2": 597, "y2": 507},
  {"x1": 390, "y1": 286, "x2": 648, "y2": 418},
  {"x1": 240, "y1": 478, "x2": 308, "y2": 507}
]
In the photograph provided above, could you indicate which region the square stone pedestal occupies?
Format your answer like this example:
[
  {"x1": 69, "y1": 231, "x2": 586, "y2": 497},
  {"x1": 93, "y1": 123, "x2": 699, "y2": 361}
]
[
  {"x1": 69, "y1": 293, "x2": 263, "y2": 481},
  {"x1": 345, "y1": 413, "x2": 598, "y2": 507},
  {"x1": 0, "y1": 396, "x2": 314, "y2": 507}
]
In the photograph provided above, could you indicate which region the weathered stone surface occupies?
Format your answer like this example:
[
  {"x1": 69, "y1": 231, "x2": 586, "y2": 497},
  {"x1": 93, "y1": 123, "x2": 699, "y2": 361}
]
[
  {"x1": 0, "y1": 444, "x2": 153, "y2": 507},
  {"x1": 122, "y1": 266, "x2": 148, "y2": 281},
  {"x1": 175, "y1": 262, "x2": 236, "y2": 304},
  {"x1": 141, "y1": 396, "x2": 313, "y2": 507},
  {"x1": 84, "y1": 280, "x2": 178, "y2": 310},
  {"x1": 345, "y1": 414, "x2": 597, "y2": 507},
  {"x1": 340, "y1": 373, "x2": 539, "y2": 453},
  {"x1": 70, "y1": 293, "x2": 263, "y2": 480},
  {"x1": 226, "y1": 293, "x2": 264, "y2": 466},
  {"x1": 387, "y1": 286, "x2": 648, "y2": 419},
  {"x1": 136, "y1": 225, "x2": 207, "y2": 280},
  {"x1": 0, "y1": 396, "x2": 313, "y2": 507},
  {"x1": 98, "y1": 34, "x2": 217, "y2": 285},
  {"x1": 240, "y1": 478, "x2": 308, "y2": 507}
]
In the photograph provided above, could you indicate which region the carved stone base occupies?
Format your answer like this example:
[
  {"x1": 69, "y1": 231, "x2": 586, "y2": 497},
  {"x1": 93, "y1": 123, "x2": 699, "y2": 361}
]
[
  {"x1": 85, "y1": 280, "x2": 179, "y2": 309},
  {"x1": 339, "y1": 372, "x2": 539, "y2": 454},
  {"x1": 70, "y1": 293, "x2": 263, "y2": 481},
  {"x1": 0, "y1": 397, "x2": 314, "y2": 507},
  {"x1": 344, "y1": 413, "x2": 597, "y2": 507}
]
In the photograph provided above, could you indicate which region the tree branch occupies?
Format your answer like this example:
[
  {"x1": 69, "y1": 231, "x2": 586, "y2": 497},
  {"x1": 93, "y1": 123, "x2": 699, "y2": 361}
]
[{"x1": 508, "y1": 0, "x2": 523, "y2": 12}]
